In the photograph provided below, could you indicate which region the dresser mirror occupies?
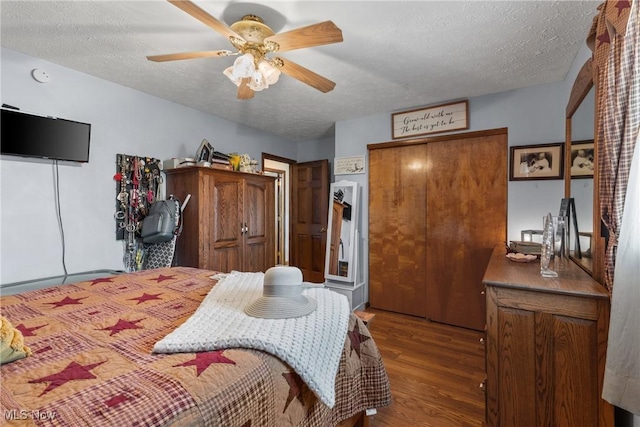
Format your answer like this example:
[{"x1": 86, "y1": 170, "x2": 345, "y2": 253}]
[
  {"x1": 324, "y1": 180, "x2": 358, "y2": 282},
  {"x1": 566, "y1": 59, "x2": 595, "y2": 274}
]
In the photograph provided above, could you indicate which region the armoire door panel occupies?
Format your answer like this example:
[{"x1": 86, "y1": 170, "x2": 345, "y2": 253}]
[
  {"x1": 245, "y1": 180, "x2": 267, "y2": 239},
  {"x1": 245, "y1": 177, "x2": 275, "y2": 272},
  {"x1": 244, "y1": 241, "x2": 267, "y2": 273},
  {"x1": 198, "y1": 174, "x2": 213, "y2": 268},
  {"x1": 210, "y1": 179, "x2": 243, "y2": 272},
  {"x1": 212, "y1": 247, "x2": 242, "y2": 273},
  {"x1": 369, "y1": 144, "x2": 428, "y2": 317},
  {"x1": 212, "y1": 180, "x2": 243, "y2": 243},
  {"x1": 425, "y1": 133, "x2": 507, "y2": 331}
]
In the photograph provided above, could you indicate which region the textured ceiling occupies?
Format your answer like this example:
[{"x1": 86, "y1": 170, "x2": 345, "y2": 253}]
[{"x1": 0, "y1": 1, "x2": 599, "y2": 142}]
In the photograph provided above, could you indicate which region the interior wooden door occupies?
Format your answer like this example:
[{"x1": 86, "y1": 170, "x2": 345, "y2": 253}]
[
  {"x1": 369, "y1": 144, "x2": 429, "y2": 316},
  {"x1": 291, "y1": 160, "x2": 329, "y2": 282},
  {"x1": 425, "y1": 130, "x2": 507, "y2": 330},
  {"x1": 209, "y1": 173, "x2": 243, "y2": 272},
  {"x1": 243, "y1": 176, "x2": 275, "y2": 272}
]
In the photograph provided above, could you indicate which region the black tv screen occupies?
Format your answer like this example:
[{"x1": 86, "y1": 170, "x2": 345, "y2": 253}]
[{"x1": 1, "y1": 108, "x2": 91, "y2": 163}]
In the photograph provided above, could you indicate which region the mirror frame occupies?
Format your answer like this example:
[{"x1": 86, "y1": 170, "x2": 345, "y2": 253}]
[
  {"x1": 565, "y1": 58, "x2": 602, "y2": 281},
  {"x1": 324, "y1": 180, "x2": 359, "y2": 283}
]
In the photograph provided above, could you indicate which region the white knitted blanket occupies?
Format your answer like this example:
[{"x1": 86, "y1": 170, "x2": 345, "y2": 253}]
[{"x1": 153, "y1": 271, "x2": 350, "y2": 408}]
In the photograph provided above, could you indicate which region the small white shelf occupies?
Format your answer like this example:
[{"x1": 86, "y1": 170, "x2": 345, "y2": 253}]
[{"x1": 325, "y1": 281, "x2": 366, "y2": 311}]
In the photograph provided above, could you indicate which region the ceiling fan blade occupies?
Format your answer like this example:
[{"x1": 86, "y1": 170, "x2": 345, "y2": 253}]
[
  {"x1": 167, "y1": 0, "x2": 244, "y2": 42},
  {"x1": 276, "y1": 57, "x2": 336, "y2": 93},
  {"x1": 147, "y1": 50, "x2": 232, "y2": 62},
  {"x1": 237, "y1": 77, "x2": 255, "y2": 99},
  {"x1": 265, "y1": 21, "x2": 343, "y2": 53}
]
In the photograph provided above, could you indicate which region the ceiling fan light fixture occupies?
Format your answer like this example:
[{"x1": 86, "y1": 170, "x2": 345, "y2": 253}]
[
  {"x1": 224, "y1": 54, "x2": 281, "y2": 91},
  {"x1": 249, "y1": 69, "x2": 267, "y2": 91},
  {"x1": 223, "y1": 53, "x2": 256, "y2": 86},
  {"x1": 258, "y1": 59, "x2": 280, "y2": 85},
  {"x1": 152, "y1": 2, "x2": 343, "y2": 99},
  {"x1": 223, "y1": 66, "x2": 240, "y2": 86}
]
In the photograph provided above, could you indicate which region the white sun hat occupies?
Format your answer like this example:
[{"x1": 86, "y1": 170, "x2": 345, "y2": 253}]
[{"x1": 244, "y1": 266, "x2": 317, "y2": 319}]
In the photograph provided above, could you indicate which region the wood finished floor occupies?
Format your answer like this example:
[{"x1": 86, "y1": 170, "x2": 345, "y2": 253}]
[{"x1": 364, "y1": 308, "x2": 486, "y2": 427}]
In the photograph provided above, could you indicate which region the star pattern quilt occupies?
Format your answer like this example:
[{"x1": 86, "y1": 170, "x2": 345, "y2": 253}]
[
  {"x1": 0, "y1": 267, "x2": 390, "y2": 426},
  {"x1": 154, "y1": 271, "x2": 351, "y2": 409}
]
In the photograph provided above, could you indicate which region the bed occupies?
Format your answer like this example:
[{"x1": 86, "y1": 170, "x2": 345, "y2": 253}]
[{"x1": 0, "y1": 267, "x2": 390, "y2": 426}]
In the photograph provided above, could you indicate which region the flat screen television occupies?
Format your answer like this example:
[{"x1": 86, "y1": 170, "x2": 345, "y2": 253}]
[{"x1": 1, "y1": 108, "x2": 91, "y2": 163}]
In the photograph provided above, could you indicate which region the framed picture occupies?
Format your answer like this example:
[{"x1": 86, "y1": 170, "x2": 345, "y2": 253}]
[
  {"x1": 195, "y1": 139, "x2": 213, "y2": 163},
  {"x1": 570, "y1": 140, "x2": 595, "y2": 178},
  {"x1": 509, "y1": 143, "x2": 564, "y2": 181}
]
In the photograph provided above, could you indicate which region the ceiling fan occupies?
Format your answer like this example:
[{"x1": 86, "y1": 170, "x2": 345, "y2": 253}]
[{"x1": 147, "y1": 0, "x2": 343, "y2": 99}]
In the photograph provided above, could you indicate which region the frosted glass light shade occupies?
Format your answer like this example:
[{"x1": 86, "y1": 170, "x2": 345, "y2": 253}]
[
  {"x1": 223, "y1": 54, "x2": 280, "y2": 92},
  {"x1": 258, "y1": 60, "x2": 280, "y2": 85},
  {"x1": 223, "y1": 53, "x2": 256, "y2": 86},
  {"x1": 249, "y1": 69, "x2": 267, "y2": 91}
]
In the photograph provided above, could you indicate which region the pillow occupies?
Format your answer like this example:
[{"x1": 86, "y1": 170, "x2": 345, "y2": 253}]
[{"x1": 0, "y1": 316, "x2": 31, "y2": 365}]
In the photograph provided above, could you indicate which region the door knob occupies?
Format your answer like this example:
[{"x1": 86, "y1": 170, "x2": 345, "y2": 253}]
[{"x1": 321, "y1": 228, "x2": 327, "y2": 232}]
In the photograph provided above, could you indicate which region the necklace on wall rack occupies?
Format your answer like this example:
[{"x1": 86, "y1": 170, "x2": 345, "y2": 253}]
[{"x1": 113, "y1": 153, "x2": 162, "y2": 272}]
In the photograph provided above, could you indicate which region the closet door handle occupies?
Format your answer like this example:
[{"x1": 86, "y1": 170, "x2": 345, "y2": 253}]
[{"x1": 244, "y1": 223, "x2": 248, "y2": 234}]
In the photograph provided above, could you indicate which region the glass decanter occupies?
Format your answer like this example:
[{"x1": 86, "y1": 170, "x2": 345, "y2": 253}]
[{"x1": 540, "y1": 213, "x2": 558, "y2": 277}]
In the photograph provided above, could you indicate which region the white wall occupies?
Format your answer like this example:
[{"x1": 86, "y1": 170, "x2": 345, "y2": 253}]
[
  {"x1": 297, "y1": 137, "x2": 335, "y2": 164},
  {"x1": 0, "y1": 47, "x2": 297, "y2": 284},
  {"x1": 334, "y1": 43, "x2": 593, "y2": 303},
  {"x1": 298, "y1": 136, "x2": 336, "y2": 183}
]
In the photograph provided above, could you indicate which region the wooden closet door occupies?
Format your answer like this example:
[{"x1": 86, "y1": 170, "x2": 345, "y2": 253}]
[
  {"x1": 425, "y1": 132, "x2": 507, "y2": 330},
  {"x1": 369, "y1": 144, "x2": 429, "y2": 316}
]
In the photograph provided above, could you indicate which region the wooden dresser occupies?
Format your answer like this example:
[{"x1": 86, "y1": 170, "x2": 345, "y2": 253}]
[
  {"x1": 482, "y1": 247, "x2": 613, "y2": 427},
  {"x1": 165, "y1": 166, "x2": 275, "y2": 273}
]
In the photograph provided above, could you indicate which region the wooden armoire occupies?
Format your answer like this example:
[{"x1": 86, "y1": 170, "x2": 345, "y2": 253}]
[
  {"x1": 368, "y1": 128, "x2": 507, "y2": 331},
  {"x1": 165, "y1": 166, "x2": 275, "y2": 273}
]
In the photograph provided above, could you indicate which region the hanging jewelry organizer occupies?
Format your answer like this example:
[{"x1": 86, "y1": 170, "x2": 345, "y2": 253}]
[{"x1": 114, "y1": 153, "x2": 162, "y2": 271}]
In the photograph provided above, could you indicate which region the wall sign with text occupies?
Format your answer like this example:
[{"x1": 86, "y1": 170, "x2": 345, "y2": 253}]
[
  {"x1": 334, "y1": 155, "x2": 366, "y2": 175},
  {"x1": 391, "y1": 100, "x2": 469, "y2": 139}
]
